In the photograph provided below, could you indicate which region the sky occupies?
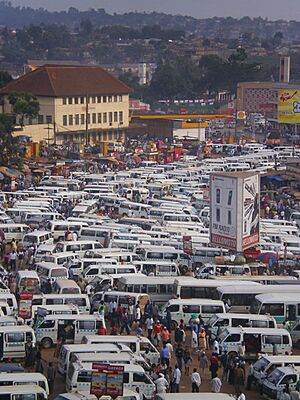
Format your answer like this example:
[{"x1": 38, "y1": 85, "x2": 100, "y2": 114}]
[{"x1": 9, "y1": 0, "x2": 300, "y2": 21}]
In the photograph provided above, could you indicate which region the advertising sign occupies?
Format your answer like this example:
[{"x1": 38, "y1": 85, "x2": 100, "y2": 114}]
[
  {"x1": 210, "y1": 172, "x2": 260, "y2": 252},
  {"x1": 210, "y1": 174, "x2": 238, "y2": 251},
  {"x1": 90, "y1": 368, "x2": 107, "y2": 399},
  {"x1": 18, "y1": 293, "x2": 33, "y2": 319},
  {"x1": 278, "y1": 90, "x2": 300, "y2": 123},
  {"x1": 106, "y1": 365, "x2": 124, "y2": 399},
  {"x1": 242, "y1": 174, "x2": 260, "y2": 250},
  {"x1": 183, "y1": 236, "x2": 193, "y2": 255}
]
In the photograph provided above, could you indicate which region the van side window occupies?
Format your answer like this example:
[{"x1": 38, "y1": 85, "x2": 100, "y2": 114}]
[
  {"x1": 202, "y1": 305, "x2": 223, "y2": 314},
  {"x1": 283, "y1": 335, "x2": 290, "y2": 344},
  {"x1": 264, "y1": 335, "x2": 281, "y2": 344},
  {"x1": 281, "y1": 374, "x2": 297, "y2": 385},
  {"x1": 40, "y1": 320, "x2": 55, "y2": 329},
  {"x1": 251, "y1": 321, "x2": 268, "y2": 328},
  {"x1": 78, "y1": 320, "x2": 95, "y2": 330},
  {"x1": 123, "y1": 373, "x2": 129, "y2": 384},
  {"x1": 183, "y1": 305, "x2": 200, "y2": 314},
  {"x1": 6, "y1": 332, "x2": 24, "y2": 343},
  {"x1": 78, "y1": 371, "x2": 92, "y2": 382},
  {"x1": 133, "y1": 373, "x2": 150, "y2": 383},
  {"x1": 168, "y1": 304, "x2": 179, "y2": 312},
  {"x1": 224, "y1": 334, "x2": 240, "y2": 342}
]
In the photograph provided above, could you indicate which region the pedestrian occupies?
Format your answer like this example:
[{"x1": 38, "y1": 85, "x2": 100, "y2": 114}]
[
  {"x1": 246, "y1": 361, "x2": 254, "y2": 390},
  {"x1": 237, "y1": 392, "x2": 246, "y2": 400},
  {"x1": 238, "y1": 341, "x2": 246, "y2": 359},
  {"x1": 160, "y1": 344, "x2": 171, "y2": 367},
  {"x1": 199, "y1": 351, "x2": 209, "y2": 379},
  {"x1": 213, "y1": 338, "x2": 220, "y2": 355},
  {"x1": 191, "y1": 328, "x2": 198, "y2": 352},
  {"x1": 183, "y1": 347, "x2": 192, "y2": 376},
  {"x1": 172, "y1": 364, "x2": 181, "y2": 393},
  {"x1": 191, "y1": 368, "x2": 201, "y2": 393},
  {"x1": 198, "y1": 328, "x2": 207, "y2": 351},
  {"x1": 154, "y1": 320, "x2": 163, "y2": 345},
  {"x1": 120, "y1": 310, "x2": 131, "y2": 335},
  {"x1": 280, "y1": 388, "x2": 291, "y2": 400},
  {"x1": 9, "y1": 250, "x2": 16, "y2": 271},
  {"x1": 175, "y1": 326, "x2": 184, "y2": 346},
  {"x1": 155, "y1": 373, "x2": 169, "y2": 394},
  {"x1": 220, "y1": 351, "x2": 229, "y2": 382},
  {"x1": 47, "y1": 362, "x2": 56, "y2": 394},
  {"x1": 35, "y1": 345, "x2": 43, "y2": 373},
  {"x1": 145, "y1": 315, "x2": 154, "y2": 340},
  {"x1": 272, "y1": 342, "x2": 279, "y2": 355},
  {"x1": 210, "y1": 353, "x2": 219, "y2": 379},
  {"x1": 135, "y1": 301, "x2": 141, "y2": 323},
  {"x1": 175, "y1": 344, "x2": 184, "y2": 371},
  {"x1": 161, "y1": 326, "x2": 170, "y2": 345},
  {"x1": 211, "y1": 375, "x2": 222, "y2": 393},
  {"x1": 166, "y1": 308, "x2": 172, "y2": 332},
  {"x1": 234, "y1": 363, "x2": 245, "y2": 395}
]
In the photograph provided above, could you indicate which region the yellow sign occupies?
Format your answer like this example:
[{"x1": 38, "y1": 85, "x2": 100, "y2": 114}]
[
  {"x1": 237, "y1": 111, "x2": 246, "y2": 120},
  {"x1": 278, "y1": 89, "x2": 300, "y2": 123}
]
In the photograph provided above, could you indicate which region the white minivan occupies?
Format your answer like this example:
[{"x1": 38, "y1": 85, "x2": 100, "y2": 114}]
[{"x1": 160, "y1": 299, "x2": 225, "y2": 329}]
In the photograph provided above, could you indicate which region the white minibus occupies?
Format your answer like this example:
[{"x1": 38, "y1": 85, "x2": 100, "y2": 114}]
[
  {"x1": 262, "y1": 365, "x2": 300, "y2": 399},
  {"x1": 53, "y1": 279, "x2": 81, "y2": 295},
  {"x1": 16, "y1": 270, "x2": 41, "y2": 295},
  {"x1": 50, "y1": 221, "x2": 88, "y2": 241},
  {"x1": 156, "y1": 394, "x2": 235, "y2": 400},
  {"x1": 0, "y1": 385, "x2": 47, "y2": 400},
  {"x1": 207, "y1": 313, "x2": 277, "y2": 339},
  {"x1": 0, "y1": 223, "x2": 29, "y2": 241},
  {"x1": 118, "y1": 201, "x2": 151, "y2": 218},
  {"x1": 82, "y1": 264, "x2": 137, "y2": 282},
  {"x1": 137, "y1": 246, "x2": 191, "y2": 267},
  {"x1": 40, "y1": 252, "x2": 79, "y2": 267},
  {"x1": 133, "y1": 261, "x2": 179, "y2": 276},
  {"x1": 35, "y1": 294, "x2": 90, "y2": 314},
  {"x1": 0, "y1": 372, "x2": 49, "y2": 395},
  {"x1": 36, "y1": 262, "x2": 68, "y2": 284},
  {"x1": 91, "y1": 291, "x2": 150, "y2": 313},
  {"x1": 0, "y1": 293, "x2": 17, "y2": 314},
  {"x1": 35, "y1": 314, "x2": 106, "y2": 348},
  {"x1": 66, "y1": 362, "x2": 155, "y2": 399},
  {"x1": 160, "y1": 299, "x2": 225, "y2": 329},
  {"x1": 23, "y1": 231, "x2": 53, "y2": 248},
  {"x1": 58, "y1": 342, "x2": 133, "y2": 375},
  {"x1": 81, "y1": 335, "x2": 160, "y2": 365},
  {"x1": 219, "y1": 327, "x2": 292, "y2": 358},
  {"x1": 253, "y1": 355, "x2": 300, "y2": 384},
  {"x1": 0, "y1": 325, "x2": 36, "y2": 359},
  {"x1": 54, "y1": 241, "x2": 102, "y2": 257},
  {"x1": 34, "y1": 244, "x2": 56, "y2": 263},
  {"x1": 79, "y1": 227, "x2": 110, "y2": 246}
]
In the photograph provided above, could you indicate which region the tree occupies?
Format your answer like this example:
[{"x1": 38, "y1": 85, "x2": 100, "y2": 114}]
[
  {"x1": 0, "y1": 70, "x2": 12, "y2": 88},
  {"x1": 8, "y1": 92, "x2": 40, "y2": 127},
  {"x1": 0, "y1": 113, "x2": 22, "y2": 166}
]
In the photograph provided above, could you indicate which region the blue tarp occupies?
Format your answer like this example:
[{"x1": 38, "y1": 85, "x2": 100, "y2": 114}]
[{"x1": 266, "y1": 175, "x2": 285, "y2": 182}]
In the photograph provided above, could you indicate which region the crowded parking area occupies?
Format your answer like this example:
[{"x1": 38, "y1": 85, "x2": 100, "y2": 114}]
[{"x1": 0, "y1": 142, "x2": 299, "y2": 400}]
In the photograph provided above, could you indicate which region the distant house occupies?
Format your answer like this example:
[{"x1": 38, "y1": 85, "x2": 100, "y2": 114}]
[{"x1": 0, "y1": 64, "x2": 133, "y2": 144}]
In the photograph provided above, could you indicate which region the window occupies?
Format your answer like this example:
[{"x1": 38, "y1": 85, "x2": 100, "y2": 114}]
[
  {"x1": 98, "y1": 113, "x2": 102, "y2": 123},
  {"x1": 46, "y1": 115, "x2": 52, "y2": 124},
  {"x1": 40, "y1": 320, "x2": 55, "y2": 329},
  {"x1": 103, "y1": 113, "x2": 107, "y2": 123},
  {"x1": 69, "y1": 115, "x2": 73, "y2": 126},
  {"x1": 168, "y1": 304, "x2": 179, "y2": 313},
  {"x1": 80, "y1": 97, "x2": 85, "y2": 104},
  {"x1": 75, "y1": 114, "x2": 79, "y2": 125},
  {"x1": 63, "y1": 97, "x2": 67, "y2": 105},
  {"x1": 119, "y1": 95, "x2": 123, "y2": 102},
  {"x1": 228, "y1": 210, "x2": 232, "y2": 225},
  {"x1": 74, "y1": 97, "x2": 79, "y2": 104},
  {"x1": 224, "y1": 334, "x2": 240, "y2": 342},
  {"x1": 92, "y1": 96, "x2": 96, "y2": 104},
  {"x1": 216, "y1": 208, "x2": 220, "y2": 222},
  {"x1": 78, "y1": 320, "x2": 95, "y2": 330},
  {"x1": 114, "y1": 95, "x2": 118, "y2": 102},
  {"x1": 109, "y1": 112, "x2": 113, "y2": 124},
  {"x1": 216, "y1": 188, "x2": 220, "y2": 203},
  {"x1": 228, "y1": 190, "x2": 233, "y2": 205},
  {"x1": 133, "y1": 373, "x2": 151, "y2": 383},
  {"x1": 97, "y1": 96, "x2": 102, "y2": 103},
  {"x1": 123, "y1": 373, "x2": 129, "y2": 384},
  {"x1": 92, "y1": 113, "x2": 96, "y2": 124},
  {"x1": 261, "y1": 303, "x2": 284, "y2": 316},
  {"x1": 68, "y1": 97, "x2": 73, "y2": 105},
  {"x1": 63, "y1": 115, "x2": 68, "y2": 126},
  {"x1": 81, "y1": 114, "x2": 85, "y2": 125},
  {"x1": 202, "y1": 305, "x2": 224, "y2": 314},
  {"x1": 6, "y1": 332, "x2": 24, "y2": 343},
  {"x1": 114, "y1": 111, "x2": 118, "y2": 122},
  {"x1": 182, "y1": 304, "x2": 200, "y2": 314},
  {"x1": 38, "y1": 115, "x2": 44, "y2": 124},
  {"x1": 103, "y1": 96, "x2": 107, "y2": 103},
  {"x1": 264, "y1": 335, "x2": 281, "y2": 345},
  {"x1": 108, "y1": 96, "x2": 112, "y2": 103},
  {"x1": 108, "y1": 131, "x2": 113, "y2": 140}
]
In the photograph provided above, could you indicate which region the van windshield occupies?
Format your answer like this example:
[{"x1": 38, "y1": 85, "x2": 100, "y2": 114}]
[
  {"x1": 52, "y1": 269, "x2": 67, "y2": 278},
  {"x1": 253, "y1": 357, "x2": 270, "y2": 372},
  {"x1": 267, "y1": 369, "x2": 285, "y2": 385}
]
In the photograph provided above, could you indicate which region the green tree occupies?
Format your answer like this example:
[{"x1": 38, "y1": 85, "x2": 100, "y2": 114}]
[
  {"x1": 8, "y1": 92, "x2": 40, "y2": 127},
  {"x1": 0, "y1": 114, "x2": 21, "y2": 166},
  {"x1": 0, "y1": 70, "x2": 12, "y2": 88}
]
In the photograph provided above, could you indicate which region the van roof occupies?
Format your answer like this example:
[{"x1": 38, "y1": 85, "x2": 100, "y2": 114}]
[
  {"x1": 74, "y1": 361, "x2": 145, "y2": 374},
  {"x1": 43, "y1": 314, "x2": 102, "y2": 321},
  {"x1": 0, "y1": 385, "x2": 46, "y2": 395},
  {"x1": 223, "y1": 327, "x2": 289, "y2": 335},
  {"x1": 37, "y1": 262, "x2": 68, "y2": 270},
  {"x1": 167, "y1": 299, "x2": 224, "y2": 306},
  {"x1": 213, "y1": 313, "x2": 274, "y2": 320},
  {"x1": 83, "y1": 335, "x2": 154, "y2": 345},
  {"x1": 255, "y1": 293, "x2": 300, "y2": 302},
  {"x1": 24, "y1": 231, "x2": 51, "y2": 237},
  {"x1": 17, "y1": 270, "x2": 39, "y2": 279},
  {"x1": 256, "y1": 355, "x2": 300, "y2": 362},
  {"x1": 61, "y1": 343, "x2": 131, "y2": 352}
]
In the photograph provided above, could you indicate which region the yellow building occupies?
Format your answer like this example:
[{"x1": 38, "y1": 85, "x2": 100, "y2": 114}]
[{"x1": 0, "y1": 64, "x2": 133, "y2": 144}]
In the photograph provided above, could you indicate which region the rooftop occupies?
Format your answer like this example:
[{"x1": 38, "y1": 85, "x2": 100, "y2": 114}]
[{"x1": 0, "y1": 64, "x2": 133, "y2": 97}]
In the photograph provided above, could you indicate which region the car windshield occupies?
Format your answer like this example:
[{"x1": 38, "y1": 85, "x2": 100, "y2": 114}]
[
  {"x1": 267, "y1": 369, "x2": 285, "y2": 385},
  {"x1": 253, "y1": 357, "x2": 270, "y2": 372}
]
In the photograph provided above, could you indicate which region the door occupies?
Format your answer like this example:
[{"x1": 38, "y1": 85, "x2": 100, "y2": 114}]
[{"x1": 287, "y1": 305, "x2": 297, "y2": 322}]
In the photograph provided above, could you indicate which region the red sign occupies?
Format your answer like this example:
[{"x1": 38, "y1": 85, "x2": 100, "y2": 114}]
[
  {"x1": 183, "y1": 236, "x2": 193, "y2": 255},
  {"x1": 211, "y1": 233, "x2": 237, "y2": 250},
  {"x1": 91, "y1": 364, "x2": 124, "y2": 400},
  {"x1": 18, "y1": 293, "x2": 33, "y2": 319}
]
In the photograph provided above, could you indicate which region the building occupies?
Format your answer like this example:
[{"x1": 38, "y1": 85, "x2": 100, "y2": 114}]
[{"x1": 0, "y1": 64, "x2": 133, "y2": 144}]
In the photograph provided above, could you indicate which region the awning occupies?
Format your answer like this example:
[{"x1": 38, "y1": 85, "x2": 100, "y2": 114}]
[
  {"x1": 0, "y1": 167, "x2": 23, "y2": 178},
  {"x1": 266, "y1": 175, "x2": 285, "y2": 182}
]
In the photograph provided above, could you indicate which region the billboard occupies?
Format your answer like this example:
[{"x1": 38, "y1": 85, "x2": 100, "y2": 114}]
[
  {"x1": 210, "y1": 172, "x2": 260, "y2": 252},
  {"x1": 278, "y1": 89, "x2": 300, "y2": 123}
]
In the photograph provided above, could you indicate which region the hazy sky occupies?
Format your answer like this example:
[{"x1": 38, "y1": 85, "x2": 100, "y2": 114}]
[{"x1": 10, "y1": 0, "x2": 300, "y2": 20}]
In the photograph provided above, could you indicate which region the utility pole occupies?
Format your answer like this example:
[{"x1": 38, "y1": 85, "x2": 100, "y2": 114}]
[{"x1": 85, "y1": 94, "x2": 89, "y2": 146}]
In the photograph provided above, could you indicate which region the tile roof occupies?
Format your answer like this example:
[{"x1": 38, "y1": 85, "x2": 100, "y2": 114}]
[{"x1": 0, "y1": 64, "x2": 133, "y2": 97}]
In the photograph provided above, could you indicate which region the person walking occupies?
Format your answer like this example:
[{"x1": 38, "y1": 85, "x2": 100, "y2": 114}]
[
  {"x1": 198, "y1": 328, "x2": 207, "y2": 352},
  {"x1": 47, "y1": 362, "x2": 56, "y2": 394},
  {"x1": 183, "y1": 347, "x2": 192, "y2": 376},
  {"x1": 145, "y1": 316, "x2": 154, "y2": 340},
  {"x1": 199, "y1": 351, "x2": 209, "y2": 380},
  {"x1": 210, "y1": 353, "x2": 219, "y2": 379},
  {"x1": 191, "y1": 368, "x2": 201, "y2": 393},
  {"x1": 172, "y1": 364, "x2": 181, "y2": 393},
  {"x1": 160, "y1": 344, "x2": 171, "y2": 367},
  {"x1": 175, "y1": 344, "x2": 184, "y2": 371},
  {"x1": 211, "y1": 375, "x2": 222, "y2": 393}
]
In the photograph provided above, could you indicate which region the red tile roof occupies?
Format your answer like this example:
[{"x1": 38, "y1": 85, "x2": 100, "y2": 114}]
[{"x1": 0, "y1": 64, "x2": 133, "y2": 97}]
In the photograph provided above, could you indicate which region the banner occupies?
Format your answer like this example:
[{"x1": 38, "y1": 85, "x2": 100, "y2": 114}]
[
  {"x1": 278, "y1": 90, "x2": 300, "y2": 123},
  {"x1": 91, "y1": 363, "x2": 124, "y2": 400}
]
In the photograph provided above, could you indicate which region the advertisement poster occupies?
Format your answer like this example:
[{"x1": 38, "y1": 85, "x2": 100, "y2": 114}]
[
  {"x1": 90, "y1": 364, "x2": 107, "y2": 399},
  {"x1": 183, "y1": 236, "x2": 193, "y2": 255},
  {"x1": 242, "y1": 174, "x2": 260, "y2": 250},
  {"x1": 278, "y1": 90, "x2": 300, "y2": 123},
  {"x1": 106, "y1": 365, "x2": 124, "y2": 399},
  {"x1": 210, "y1": 174, "x2": 238, "y2": 250},
  {"x1": 18, "y1": 293, "x2": 33, "y2": 319}
]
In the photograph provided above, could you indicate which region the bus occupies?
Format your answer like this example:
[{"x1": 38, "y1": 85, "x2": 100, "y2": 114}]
[{"x1": 251, "y1": 293, "x2": 300, "y2": 324}]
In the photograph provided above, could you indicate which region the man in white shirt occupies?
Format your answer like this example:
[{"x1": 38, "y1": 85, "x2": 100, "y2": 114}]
[
  {"x1": 211, "y1": 375, "x2": 222, "y2": 393},
  {"x1": 191, "y1": 368, "x2": 201, "y2": 392},
  {"x1": 237, "y1": 392, "x2": 246, "y2": 400},
  {"x1": 145, "y1": 316, "x2": 154, "y2": 340},
  {"x1": 213, "y1": 339, "x2": 220, "y2": 355},
  {"x1": 155, "y1": 373, "x2": 169, "y2": 393},
  {"x1": 173, "y1": 364, "x2": 181, "y2": 393}
]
